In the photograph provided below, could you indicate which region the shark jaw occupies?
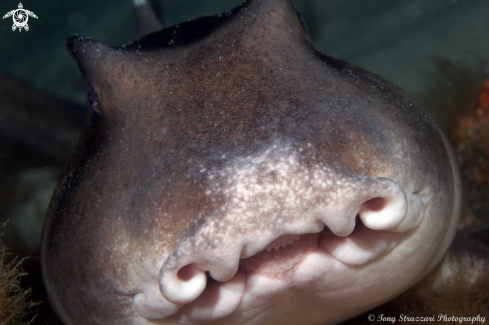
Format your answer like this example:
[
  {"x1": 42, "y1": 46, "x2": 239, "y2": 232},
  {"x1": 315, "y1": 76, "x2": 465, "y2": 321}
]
[
  {"x1": 127, "y1": 143, "x2": 438, "y2": 325},
  {"x1": 133, "y1": 217, "x2": 407, "y2": 325}
]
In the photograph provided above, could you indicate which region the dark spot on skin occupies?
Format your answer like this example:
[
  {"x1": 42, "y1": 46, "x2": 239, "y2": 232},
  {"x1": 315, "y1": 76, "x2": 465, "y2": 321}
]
[
  {"x1": 205, "y1": 271, "x2": 216, "y2": 284},
  {"x1": 355, "y1": 214, "x2": 361, "y2": 226}
]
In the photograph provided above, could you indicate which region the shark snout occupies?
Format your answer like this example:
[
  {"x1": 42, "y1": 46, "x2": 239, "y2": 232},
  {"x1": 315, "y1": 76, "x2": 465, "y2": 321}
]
[
  {"x1": 158, "y1": 176, "x2": 414, "y2": 300},
  {"x1": 134, "y1": 150, "x2": 428, "y2": 323}
]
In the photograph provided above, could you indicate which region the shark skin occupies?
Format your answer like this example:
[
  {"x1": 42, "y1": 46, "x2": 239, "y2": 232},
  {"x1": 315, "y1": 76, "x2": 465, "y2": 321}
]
[{"x1": 41, "y1": 0, "x2": 462, "y2": 324}]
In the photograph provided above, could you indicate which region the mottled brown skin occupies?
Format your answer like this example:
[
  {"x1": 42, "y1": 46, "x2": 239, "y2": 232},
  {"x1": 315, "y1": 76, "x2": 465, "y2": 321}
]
[{"x1": 41, "y1": 1, "x2": 459, "y2": 324}]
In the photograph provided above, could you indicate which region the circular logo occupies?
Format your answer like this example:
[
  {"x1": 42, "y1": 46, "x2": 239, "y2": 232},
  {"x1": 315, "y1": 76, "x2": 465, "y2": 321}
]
[
  {"x1": 2, "y1": 3, "x2": 38, "y2": 32},
  {"x1": 13, "y1": 10, "x2": 28, "y2": 28}
]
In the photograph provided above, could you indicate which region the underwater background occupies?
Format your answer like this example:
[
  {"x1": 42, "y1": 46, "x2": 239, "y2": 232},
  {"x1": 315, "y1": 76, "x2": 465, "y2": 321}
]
[{"x1": 0, "y1": 0, "x2": 488, "y2": 323}]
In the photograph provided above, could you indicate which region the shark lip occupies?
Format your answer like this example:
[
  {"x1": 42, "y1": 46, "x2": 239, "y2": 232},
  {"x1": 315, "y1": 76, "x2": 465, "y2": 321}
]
[
  {"x1": 166, "y1": 221, "x2": 405, "y2": 323},
  {"x1": 237, "y1": 216, "x2": 405, "y2": 279},
  {"x1": 167, "y1": 230, "x2": 325, "y2": 324},
  {"x1": 135, "y1": 217, "x2": 407, "y2": 323}
]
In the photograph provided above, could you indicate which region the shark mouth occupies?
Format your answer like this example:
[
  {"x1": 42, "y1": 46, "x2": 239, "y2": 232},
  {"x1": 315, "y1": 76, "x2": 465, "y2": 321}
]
[
  {"x1": 132, "y1": 187, "x2": 425, "y2": 324},
  {"x1": 132, "y1": 149, "x2": 430, "y2": 324},
  {"x1": 241, "y1": 232, "x2": 319, "y2": 279},
  {"x1": 161, "y1": 224, "x2": 405, "y2": 324},
  {"x1": 240, "y1": 216, "x2": 404, "y2": 280}
]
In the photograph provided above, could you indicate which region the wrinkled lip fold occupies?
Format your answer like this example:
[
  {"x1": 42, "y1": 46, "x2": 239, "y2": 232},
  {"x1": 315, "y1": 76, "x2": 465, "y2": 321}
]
[
  {"x1": 136, "y1": 218, "x2": 405, "y2": 324},
  {"x1": 170, "y1": 230, "x2": 325, "y2": 324}
]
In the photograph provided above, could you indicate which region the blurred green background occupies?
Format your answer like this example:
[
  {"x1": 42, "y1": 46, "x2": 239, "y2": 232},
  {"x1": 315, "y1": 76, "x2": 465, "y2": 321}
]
[{"x1": 1, "y1": 0, "x2": 489, "y2": 104}]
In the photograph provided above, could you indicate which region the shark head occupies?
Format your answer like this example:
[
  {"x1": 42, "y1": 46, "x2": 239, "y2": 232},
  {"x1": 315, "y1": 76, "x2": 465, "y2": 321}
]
[{"x1": 41, "y1": 0, "x2": 461, "y2": 324}]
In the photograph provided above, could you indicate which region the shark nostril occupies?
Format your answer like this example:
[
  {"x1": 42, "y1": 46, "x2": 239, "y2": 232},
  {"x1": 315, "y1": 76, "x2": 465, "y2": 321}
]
[
  {"x1": 160, "y1": 264, "x2": 207, "y2": 305},
  {"x1": 358, "y1": 182, "x2": 408, "y2": 231},
  {"x1": 177, "y1": 264, "x2": 197, "y2": 281},
  {"x1": 320, "y1": 184, "x2": 408, "y2": 266},
  {"x1": 363, "y1": 197, "x2": 387, "y2": 212}
]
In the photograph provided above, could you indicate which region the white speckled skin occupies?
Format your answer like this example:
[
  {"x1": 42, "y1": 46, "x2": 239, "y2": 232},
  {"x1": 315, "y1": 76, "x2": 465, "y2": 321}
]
[{"x1": 41, "y1": 0, "x2": 462, "y2": 324}]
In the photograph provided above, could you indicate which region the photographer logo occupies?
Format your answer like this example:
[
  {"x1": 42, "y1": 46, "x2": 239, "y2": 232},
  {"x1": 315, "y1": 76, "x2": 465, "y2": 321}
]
[{"x1": 3, "y1": 3, "x2": 38, "y2": 32}]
